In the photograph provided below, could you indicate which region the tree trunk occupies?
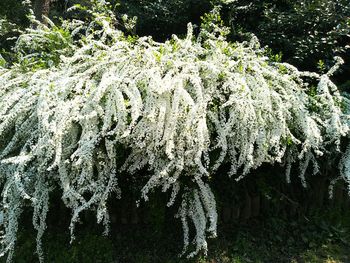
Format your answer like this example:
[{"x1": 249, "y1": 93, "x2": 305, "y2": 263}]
[
  {"x1": 241, "y1": 189, "x2": 252, "y2": 221},
  {"x1": 33, "y1": 0, "x2": 51, "y2": 24}
]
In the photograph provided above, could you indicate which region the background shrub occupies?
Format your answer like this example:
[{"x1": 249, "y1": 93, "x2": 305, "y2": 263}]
[{"x1": 221, "y1": 0, "x2": 350, "y2": 72}]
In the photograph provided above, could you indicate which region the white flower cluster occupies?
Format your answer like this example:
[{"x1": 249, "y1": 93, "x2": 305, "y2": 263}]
[{"x1": 0, "y1": 13, "x2": 348, "y2": 262}]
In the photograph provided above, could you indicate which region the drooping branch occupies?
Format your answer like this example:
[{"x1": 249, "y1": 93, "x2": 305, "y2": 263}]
[{"x1": 0, "y1": 6, "x2": 349, "y2": 262}]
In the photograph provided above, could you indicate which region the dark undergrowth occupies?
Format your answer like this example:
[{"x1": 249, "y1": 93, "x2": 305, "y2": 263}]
[
  {"x1": 4, "y1": 204, "x2": 350, "y2": 263},
  {"x1": 3, "y1": 169, "x2": 350, "y2": 263}
]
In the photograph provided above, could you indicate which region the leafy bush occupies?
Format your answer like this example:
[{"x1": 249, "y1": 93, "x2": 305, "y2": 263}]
[
  {"x1": 0, "y1": 4, "x2": 349, "y2": 262},
  {"x1": 0, "y1": 1, "x2": 31, "y2": 64},
  {"x1": 118, "y1": 0, "x2": 212, "y2": 40},
  {"x1": 14, "y1": 20, "x2": 74, "y2": 70},
  {"x1": 221, "y1": 0, "x2": 350, "y2": 70}
]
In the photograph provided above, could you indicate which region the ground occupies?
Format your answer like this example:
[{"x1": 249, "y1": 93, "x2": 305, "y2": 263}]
[{"x1": 4, "y1": 213, "x2": 350, "y2": 263}]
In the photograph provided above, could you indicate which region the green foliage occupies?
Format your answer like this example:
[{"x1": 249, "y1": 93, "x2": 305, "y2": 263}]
[
  {"x1": 199, "y1": 6, "x2": 230, "y2": 41},
  {"x1": 15, "y1": 22, "x2": 73, "y2": 70},
  {"x1": 0, "y1": 1, "x2": 31, "y2": 64},
  {"x1": 118, "y1": 0, "x2": 212, "y2": 40},
  {"x1": 221, "y1": 0, "x2": 350, "y2": 70}
]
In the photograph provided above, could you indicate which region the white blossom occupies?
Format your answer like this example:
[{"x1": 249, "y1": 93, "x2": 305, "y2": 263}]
[{"x1": 0, "y1": 10, "x2": 349, "y2": 261}]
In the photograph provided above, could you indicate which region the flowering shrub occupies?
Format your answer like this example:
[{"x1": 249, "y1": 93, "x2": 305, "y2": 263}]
[{"x1": 0, "y1": 5, "x2": 349, "y2": 262}]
